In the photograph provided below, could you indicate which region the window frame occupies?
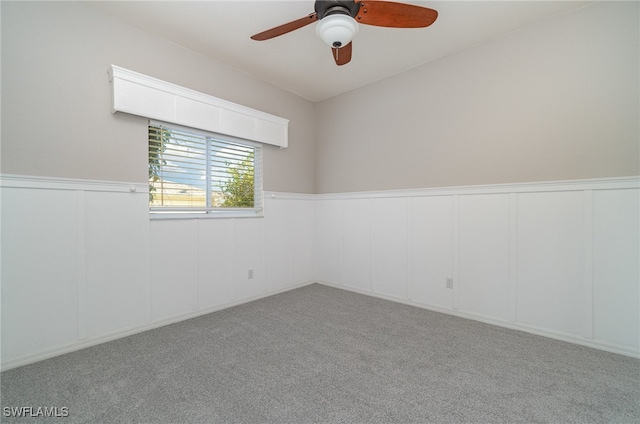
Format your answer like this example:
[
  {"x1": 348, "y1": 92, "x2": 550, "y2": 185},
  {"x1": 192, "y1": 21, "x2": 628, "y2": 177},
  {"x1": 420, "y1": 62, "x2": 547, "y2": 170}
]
[{"x1": 148, "y1": 120, "x2": 263, "y2": 220}]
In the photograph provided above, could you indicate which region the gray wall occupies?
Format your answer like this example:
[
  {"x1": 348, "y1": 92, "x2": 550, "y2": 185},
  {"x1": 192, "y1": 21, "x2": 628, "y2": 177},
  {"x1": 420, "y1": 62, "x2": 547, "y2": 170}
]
[
  {"x1": 1, "y1": 1, "x2": 317, "y2": 194},
  {"x1": 2, "y1": 2, "x2": 638, "y2": 195},
  {"x1": 315, "y1": 2, "x2": 639, "y2": 193}
]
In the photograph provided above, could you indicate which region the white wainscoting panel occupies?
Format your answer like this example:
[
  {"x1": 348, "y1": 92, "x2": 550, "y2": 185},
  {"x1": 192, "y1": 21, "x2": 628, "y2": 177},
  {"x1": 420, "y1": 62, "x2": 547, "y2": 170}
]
[
  {"x1": 458, "y1": 194, "x2": 510, "y2": 322},
  {"x1": 342, "y1": 199, "x2": 372, "y2": 292},
  {"x1": 291, "y1": 199, "x2": 315, "y2": 285},
  {"x1": 1, "y1": 188, "x2": 80, "y2": 360},
  {"x1": 1, "y1": 176, "x2": 315, "y2": 370},
  {"x1": 1, "y1": 175, "x2": 638, "y2": 369},
  {"x1": 265, "y1": 198, "x2": 293, "y2": 292},
  {"x1": 84, "y1": 191, "x2": 149, "y2": 337},
  {"x1": 150, "y1": 219, "x2": 199, "y2": 321},
  {"x1": 592, "y1": 189, "x2": 640, "y2": 349},
  {"x1": 516, "y1": 191, "x2": 585, "y2": 337},
  {"x1": 196, "y1": 218, "x2": 235, "y2": 310},
  {"x1": 233, "y1": 216, "x2": 267, "y2": 301},
  {"x1": 372, "y1": 197, "x2": 408, "y2": 299},
  {"x1": 314, "y1": 177, "x2": 640, "y2": 358},
  {"x1": 409, "y1": 196, "x2": 453, "y2": 309},
  {"x1": 315, "y1": 199, "x2": 343, "y2": 284}
]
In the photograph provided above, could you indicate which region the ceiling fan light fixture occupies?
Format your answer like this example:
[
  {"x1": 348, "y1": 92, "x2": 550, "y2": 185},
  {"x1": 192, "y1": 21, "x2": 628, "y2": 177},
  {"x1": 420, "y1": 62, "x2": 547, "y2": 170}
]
[{"x1": 315, "y1": 14, "x2": 359, "y2": 49}]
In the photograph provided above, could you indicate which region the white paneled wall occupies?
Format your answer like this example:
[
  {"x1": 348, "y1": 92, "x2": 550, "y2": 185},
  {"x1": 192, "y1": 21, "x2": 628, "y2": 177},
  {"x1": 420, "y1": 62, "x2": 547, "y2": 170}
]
[
  {"x1": 231, "y1": 218, "x2": 266, "y2": 301},
  {"x1": 1, "y1": 187, "x2": 80, "y2": 361},
  {"x1": 197, "y1": 219, "x2": 236, "y2": 311},
  {"x1": 316, "y1": 178, "x2": 640, "y2": 358},
  {"x1": 84, "y1": 191, "x2": 150, "y2": 337},
  {"x1": 150, "y1": 220, "x2": 198, "y2": 321},
  {"x1": 315, "y1": 199, "x2": 342, "y2": 284},
  {"x1": 342, "y1": 199, "x2": 372, "y2": 292},
  {"x1": 409, "y1": 196, "x2": 453, "y2": 309},
  {"x1": 592, "y1": 189, "x2": 640, "y2": 348},
  {"x1": 372, "y1": 197, "x2": 409, "y2": 300},
  {"x1": 266, "y1": 198, "x2": 292, "y2": 292},
  {"x1": 291, "y1": 199, "x2": 315, "y2": 285},
  {"x1": 1, "y1": 175, "x2": 638, "y2": 370},
  {"x1": 0, "y1": 176, "x2": 314, "y2": 370},
  {"x1": 458, "y1": 194, "x2": 511, "y2": 321},
  {"x1": 516, "y1": 191, "x2": 585, "y2": 336}
]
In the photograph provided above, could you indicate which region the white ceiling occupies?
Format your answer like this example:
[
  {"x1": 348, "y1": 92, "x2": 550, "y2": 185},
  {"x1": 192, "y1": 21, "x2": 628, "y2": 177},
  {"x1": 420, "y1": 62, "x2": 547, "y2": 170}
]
[{"x1": 86, "y1": 0, "x2": 591, "y2": 102}]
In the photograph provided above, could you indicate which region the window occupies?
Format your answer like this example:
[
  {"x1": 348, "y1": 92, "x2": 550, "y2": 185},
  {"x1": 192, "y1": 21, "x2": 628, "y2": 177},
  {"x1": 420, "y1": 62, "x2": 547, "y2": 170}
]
[{"x1": 148, "y1": 121, "x2": 262, "y2": 218}]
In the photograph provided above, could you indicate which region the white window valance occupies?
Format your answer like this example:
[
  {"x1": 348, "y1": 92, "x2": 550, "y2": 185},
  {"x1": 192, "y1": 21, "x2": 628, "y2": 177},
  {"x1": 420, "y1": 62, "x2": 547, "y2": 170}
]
[{"x1": 107, "y1": 65, "x2": 289, "y2": 148}]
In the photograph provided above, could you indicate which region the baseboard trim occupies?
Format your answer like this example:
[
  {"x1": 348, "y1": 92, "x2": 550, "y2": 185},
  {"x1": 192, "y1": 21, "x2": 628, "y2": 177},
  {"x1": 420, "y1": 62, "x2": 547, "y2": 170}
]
[
  {"x1": 316, "y1": 281, "x2": 640, "y2": 359},
  {"x1": 0, "y1": 281, "x2": 316, "y2": 372}
]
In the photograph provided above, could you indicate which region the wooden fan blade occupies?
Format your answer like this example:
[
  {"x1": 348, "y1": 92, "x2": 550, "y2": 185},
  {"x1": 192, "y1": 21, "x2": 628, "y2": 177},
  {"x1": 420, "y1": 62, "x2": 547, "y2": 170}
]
[
  {"x1": 356, "y1": 1, "x2": 438, "y2": 28},
  {"x1": 251, "y1": 13, "x2": 318, "y2": 41},
  {"x1": 332, "y1": 42, "x2": 353, "y2": 66}
]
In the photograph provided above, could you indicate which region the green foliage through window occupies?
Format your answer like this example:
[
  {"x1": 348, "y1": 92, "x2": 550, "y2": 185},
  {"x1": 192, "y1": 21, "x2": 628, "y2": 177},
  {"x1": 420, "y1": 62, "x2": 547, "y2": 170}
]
[
  {"x1": 148, "y1": 126, "x2": 171, "y2": 203},
  {"x1": 221, "y1": 152, "x2": 255, "y2": 207}
]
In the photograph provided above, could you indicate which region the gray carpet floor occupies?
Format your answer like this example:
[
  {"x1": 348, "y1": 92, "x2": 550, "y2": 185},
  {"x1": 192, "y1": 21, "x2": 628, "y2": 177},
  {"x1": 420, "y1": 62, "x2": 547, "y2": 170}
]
[{"x1": 1, "y1": 283, "x2": 639, "y2": 423}]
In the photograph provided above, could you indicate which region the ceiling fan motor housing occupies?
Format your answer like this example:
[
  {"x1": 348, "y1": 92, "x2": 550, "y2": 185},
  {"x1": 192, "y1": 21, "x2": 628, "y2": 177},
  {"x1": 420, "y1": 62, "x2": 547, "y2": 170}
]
[{"x1": 314, "y1": 0, "x2": 361, "y2": 19}]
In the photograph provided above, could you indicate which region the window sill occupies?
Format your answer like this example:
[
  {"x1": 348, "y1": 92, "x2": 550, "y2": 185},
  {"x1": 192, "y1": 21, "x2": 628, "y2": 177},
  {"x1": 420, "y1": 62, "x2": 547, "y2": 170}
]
[{"x1": 150, "y1": 209, "x2": 263, "y2": 220}]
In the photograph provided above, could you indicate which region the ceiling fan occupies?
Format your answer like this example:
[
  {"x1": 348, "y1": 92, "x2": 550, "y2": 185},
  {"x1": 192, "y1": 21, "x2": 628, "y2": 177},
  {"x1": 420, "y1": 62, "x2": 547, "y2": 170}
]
[{"x1": 251, "y1": 0, "x2": 438, "y2": 66}]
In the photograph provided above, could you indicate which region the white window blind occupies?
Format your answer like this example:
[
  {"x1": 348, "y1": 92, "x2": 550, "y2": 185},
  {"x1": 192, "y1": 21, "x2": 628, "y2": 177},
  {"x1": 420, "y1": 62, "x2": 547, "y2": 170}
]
[{"x1": 149, "y1": 121, "x2": 262, "y2": 217}]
